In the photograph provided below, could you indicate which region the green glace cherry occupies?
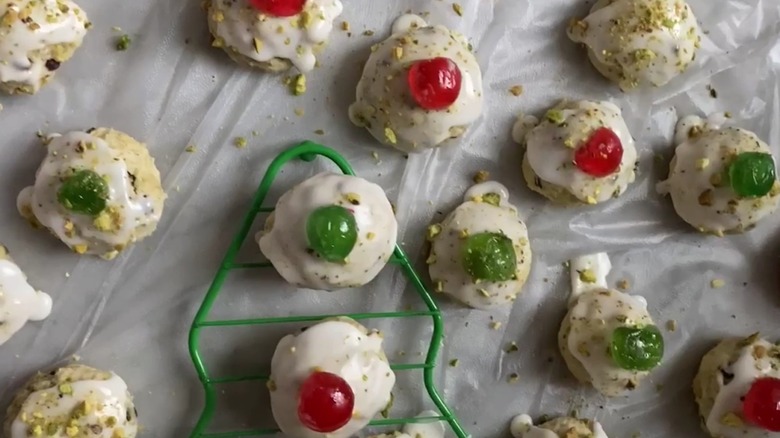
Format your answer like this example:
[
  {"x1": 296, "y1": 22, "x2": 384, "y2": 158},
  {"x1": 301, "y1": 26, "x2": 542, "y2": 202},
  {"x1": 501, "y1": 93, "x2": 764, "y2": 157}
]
[
  {"x1": 728, "y1": 152, "x2": 776, "y2": 198},
  {"x1": 460, "y1": 232, "x2": 516, "y2": 282},
  {"x1": 610, "y1": 325, "x2": 664, "y2": 371},
  {"x1": 57, "y1": 169, "x2": 109, "y2": 216},
  {"x1": 305, "y1": 205, "x2": 358, "y2": 263}
]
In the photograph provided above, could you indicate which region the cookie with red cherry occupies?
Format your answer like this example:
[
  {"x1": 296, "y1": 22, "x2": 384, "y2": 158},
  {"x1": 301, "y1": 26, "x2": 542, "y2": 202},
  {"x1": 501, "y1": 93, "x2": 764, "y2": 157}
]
[
  {"x1": 206, "y1": 0, "x2": 343, "y2": 73},
  {"x1": 513, "y1": 100, "x2": 638, "y2": 206},
  {"x1": 693, "y1": 334, "x2": 780, "y2": 438}
]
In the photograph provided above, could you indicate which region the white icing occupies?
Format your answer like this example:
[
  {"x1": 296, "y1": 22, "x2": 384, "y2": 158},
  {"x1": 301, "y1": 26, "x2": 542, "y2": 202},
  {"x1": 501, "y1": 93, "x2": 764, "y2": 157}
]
[
  {"x1": 17, "y1": 131, "x2": 162, "y2": 258},
  {"x1": 509, "y1": 414, "x2": 608, "y2": 438},
  {"x1": 0, "y1": 258, "x2": 52, "y2": 346},
  {"x1": 349, "y1": 15, "x2": 483, "y2": 153},
  {"x1": 371, "y1": 411, "x2": 445, "y2": 438},
  {"x1": 510, "y1": 415, "x2": 557, "y2": 438},
  {"x1": 258, "y1": 172, "x2": 397, "y2": 290},
  {"x1": 657, "y1": 117, "x2": 780, "y2": 234},
  {"x1": 391, "y1": 14, "x2": 428, "y2": 35},
  {"x1": 428, "y1": 182, "x2": 532, "y2": 309},
  {"x1": 209, "y1": 0, "x2": 343, "y2": 72},
  {"x1": 569, "y1": 252, "x2": 612, "y2": 305},
  {"x1": 519, "y1": 100, "x2": 638, "y2": 204},
  {"x1": 270, "y1": 318, "x2": 395, "y2": 438},
  {"x1": 0, "y1": 0, "x2": 89, "y2": 91},
  {"x1": 567, "y1": 0, "x2": 701, "y2": 90},
  {"x1": 10, "y1": 373, "x2": 138, "y2": 438},
  {"x1": 705, "y1": 339, "x2": 780, "y2": 438}
]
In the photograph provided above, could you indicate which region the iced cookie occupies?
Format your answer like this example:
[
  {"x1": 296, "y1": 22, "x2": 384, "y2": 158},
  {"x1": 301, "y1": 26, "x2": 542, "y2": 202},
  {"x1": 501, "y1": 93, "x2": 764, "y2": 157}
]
[
  {"x1": 269, "y1": 317, "x2": 395, "y2": 438},
  {"x1": 0, "y1": 0, "x2": 89, "y2": 94},
  {"x1": 510, "y1": 414, "x2": 608, "y2": 438},
  {"x1": 206, "y1": 0, "x2": 342, "y2": 73},
  {"x1": 558, "y1": 253, "x2": 663, "y2": 396},
  {"x1": 693, "y1": 334, "x2": 780, "y2": 437},
  {"x1": 258, "y1": 172, "x2": 397, "y2": 290},
  {"x1": 3, "y1": 364, "x2": 138, "y2": 438},
  {"x1": 349, "y1": 14, "x2": 483, "y2": 153},
  {"x1": 18, "y1": 128, "x2": 166, "y2": 260},
  {"x1": 513, "y1": 100, "x2": 638, "y2": 206},
  {"x1": 658, "y1": 115, "x2": 780, "y2": 235},
  {"x1": 427, "y1": 181, "x2": 531, "y2": 309},
  {"x1": 0, "y1": 245, "x2": 52, "y2": 347},
  {"x1": 567, "y1": 0, "x2": 702, "y2": 91},
  {"x1": 369, "y1": 411, "x2": 444, "y2": 438}
]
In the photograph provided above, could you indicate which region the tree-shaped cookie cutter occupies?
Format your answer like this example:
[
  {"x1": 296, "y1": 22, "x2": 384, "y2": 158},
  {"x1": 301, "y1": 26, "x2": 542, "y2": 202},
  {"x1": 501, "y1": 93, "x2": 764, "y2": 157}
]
[{"x1": 188, "y1": 141, "x2": 469, "y2": 438}]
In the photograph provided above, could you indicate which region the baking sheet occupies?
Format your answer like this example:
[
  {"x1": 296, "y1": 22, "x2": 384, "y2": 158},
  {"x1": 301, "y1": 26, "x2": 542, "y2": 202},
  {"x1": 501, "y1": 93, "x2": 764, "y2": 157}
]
[{"x1": 2, "y1": 0, "x2": 780, "y2": 436}]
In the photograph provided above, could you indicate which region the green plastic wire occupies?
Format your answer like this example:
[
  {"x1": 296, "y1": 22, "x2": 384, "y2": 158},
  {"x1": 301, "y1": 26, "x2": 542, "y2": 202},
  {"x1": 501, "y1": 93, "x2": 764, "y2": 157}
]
[{"x1": 188, "y1": 141, "x2": 468, "y2": 438}]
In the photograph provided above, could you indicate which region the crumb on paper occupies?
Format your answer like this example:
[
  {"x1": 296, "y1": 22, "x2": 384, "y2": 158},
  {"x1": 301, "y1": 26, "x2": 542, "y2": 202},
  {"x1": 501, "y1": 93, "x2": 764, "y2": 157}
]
[
  {"x1": 291, "y1": 74, "x2": 306, "y2": 95},
  {"x1": 665, "y1": 320, "x2": 677, "y2": 332},
  {"x1": 616, "y1": 279, "x2": 630, "y2": 290},
  {"x1": 711, "y1": 279, "x2": 725, "y2": 289},
  {"x1": 490, "y1": 321, "x2": 502, "y2": 330},
  {"x1": 452, "y1": 3, "x2": 463, "y2": 16},
  {"x1": 341, "y1": 21, "x2": 350, "y2": 31},
  {"x1": 314, "y1": 129, "x2": 325, "y2": 135},
  {"x1": 508, "y1": 373, "x2": 520, "y2": 383},
  {"x1": 116, "y1": 34, "x2": 131, "y2": 51},
  {"x1": 185, "y1": 145, "x2": 196, "y2": 153},
  {"x1": 505, "y1": 342, "x2": 519, "y2": 353},
  {"x1": 509, "y1": 85, "x2": 523, "y2": 96},
  {"x1": 473, "y1": 170, "x2": 489, "y2": 183},
  {"x1": 233, "y1": 137, "x2": 247, "y2": 148},
  {"x1": 371, "y1": 151, "x2": 381, "y2": 164},
  {"x1": 294, "y1": 108, "x2": 305, "y2": 117},
  {"x1": 449, "y1": 359, "x2": 459, "y2": 367},
  {"x1": 363, "y1": 30, "x2": 375, "y2": 36},
  {"x1": 724, "y1": 111, "x2": 732, "y2": 118}
]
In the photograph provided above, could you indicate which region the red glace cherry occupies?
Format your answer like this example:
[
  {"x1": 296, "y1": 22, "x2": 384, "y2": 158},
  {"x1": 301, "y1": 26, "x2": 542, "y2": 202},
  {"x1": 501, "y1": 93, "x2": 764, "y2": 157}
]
[
  {"x1": 249, "y1": 0, "x2": 306, "y2": 17},
  {"x1": 407, "y1": 57, "x2": 462, "y2": 110},
  {"x1": 743, "y1": 377, "x2": 780, "y2": 431},
  {"x1": 298, "y1": 371, "x2": 355, "y2": 432},
  {"x1": 573, "y1": 127, "x2": 624, "y2": 177}
]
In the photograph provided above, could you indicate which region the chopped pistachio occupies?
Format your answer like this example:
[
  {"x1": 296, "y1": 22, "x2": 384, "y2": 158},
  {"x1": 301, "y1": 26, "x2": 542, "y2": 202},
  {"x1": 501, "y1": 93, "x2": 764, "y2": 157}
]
[
  {"x1": 616, "y1": 279, "x2": 630, "y2": 290},
  {"x1": 505, "y1": 342, "x2": 519, "y2": 353},
  {"x1": 233, "y1": 137, "x2": 247, "y2": 148},
  {"x1": 452, "y1": 3, "x2": 463, "y2": 16},
  {"x1": 291, "y1": 74, "x2": 306, "y2": 96},
  {"x1": 384, "y1": 127, "x2": 397, "y2": 144},
  {"x1": 544, "y1": 109, "x2": 565, "y2": 125},
  {"x1": 473, "y1": 170, "x2": 489, "y2": 183},
  {"x1": 185, "y1": 145, "x2": 196, "y2": 153},
  {"x1": 252, "y1": 37, "x2": 263, "y2": 53},
  {"x1": 508, "y1": 373, "x2": 520, "y2": 383},
  {"x1": 711, "y1": 279, "x2": 725, "y2": 289},
  {"x1": 578, "y1": 269, "x2": 597, "y2": 283},
  {"x1": 294, "y1": 108, "x2": 305, "y2": 117},
  {"x1": 341, "y1": 21, "x2": 350, "y2": 31},
  {"x1": 665, "y1": 320, "x2": 677, "y2": 332},
  {"x1": 116, "y1": 34, "x2": 131, "y2": 51},
  {"x1": 696, "y1": 158, "x2": 710, "y2": 170},
  {"x1": 427, "y1": 224, "x2": 442, "y2": 240},
  {"x1": 482, "y1": 193, "x2": 501, "y2": 207},
  {"x1": 509, "y1": 85, "x2": 523, "y2": 96},
  {"x1": 449, "y1": 359, "x2": 459, "y2": 367},
  {"x1": 490, "y1": 321, "x2": 502, "y2": 330}
]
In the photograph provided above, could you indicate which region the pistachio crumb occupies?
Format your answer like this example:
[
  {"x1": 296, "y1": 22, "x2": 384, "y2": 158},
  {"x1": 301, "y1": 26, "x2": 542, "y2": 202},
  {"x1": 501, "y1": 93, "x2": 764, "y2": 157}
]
[
  {"x1": 294, "y1": 108, "x2": 305, "y2": 117},
  {"x1": 665, "y1": 320, "x2": 677, "y2": 332},
  {"x1": 616, "y1": 279, "x2": 630, "y2": 290},
  {"x1": 578, "y1": 269, "x2": 597, "y2": 283},
  {"x1": 452, "y1": 3, "x2": 463, "y2": 16},
  {"x1": 473, "y1": 170, "x2": 489, "y2": 183},
  {"x1": 490, "y1": 321, "x2": 502, "y2": 330},
  {"x1": 116, "y1": 34, "x2": 131, "y2": 51},
  {"x1": 505, "y1": 342, "x2": 519, "y2": 353},
  {"x1": 509, "y1": 85, "x2": 523, "y2": 96},
  {"x1": 449, "y1": 359, "x2": 459, "y2": 367},
  {"x1": 711, "y1": 279, "x2": 725, "y2": 289},
  {"x1": 427, "y1": 224, "x2": 442, "y2": 240},
  {"x1": 291, "y1": 74, "x2": 306, "y2": 95},
  {"x1": 508, "y1": 373, "x2": 520, "y2": 383},
  {"x1": 233, "y1": 137, "x2": 247, "y2": 148},
  {"x1": 341, "y1": 21, "x2": 350, "y2": 31},
  {"x1": 696, "y1": 158, "x2": 710, "y2": 170},
  {"x1": 185, "y1": 145, "x2": 196, "y2": 153}
]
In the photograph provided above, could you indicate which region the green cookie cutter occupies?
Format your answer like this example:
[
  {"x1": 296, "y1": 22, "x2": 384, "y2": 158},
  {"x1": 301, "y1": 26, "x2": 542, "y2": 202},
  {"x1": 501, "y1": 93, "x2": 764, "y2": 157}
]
[{"x1": 188, "y1": 141, "x2": 469, "y2": 438}]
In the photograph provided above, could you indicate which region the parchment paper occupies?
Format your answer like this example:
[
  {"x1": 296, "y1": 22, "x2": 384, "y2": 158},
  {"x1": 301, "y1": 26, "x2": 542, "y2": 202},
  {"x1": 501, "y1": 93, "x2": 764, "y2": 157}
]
[{"x1": 1, "y1": 0, "x2": 780, "y2": 437}]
